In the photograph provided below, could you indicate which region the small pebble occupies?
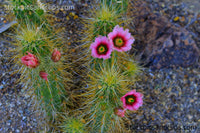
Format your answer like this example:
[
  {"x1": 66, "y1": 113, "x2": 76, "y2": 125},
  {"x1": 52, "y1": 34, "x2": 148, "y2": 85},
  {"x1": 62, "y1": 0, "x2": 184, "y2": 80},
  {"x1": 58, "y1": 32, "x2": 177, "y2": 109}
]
[
  {"x1": 173, "y1": 16, "x2": 179, "y2": 21},
  {"x1": 0, "y1": 85, "x2": 3, "y2": 89}
]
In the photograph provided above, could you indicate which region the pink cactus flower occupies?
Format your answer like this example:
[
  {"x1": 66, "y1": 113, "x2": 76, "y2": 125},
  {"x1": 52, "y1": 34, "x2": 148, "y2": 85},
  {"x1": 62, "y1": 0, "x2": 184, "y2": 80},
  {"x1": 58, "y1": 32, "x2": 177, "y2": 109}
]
[
  {"x1": 121, "y1": 90, "x2": 143, "y2": 111},
  {"x1": 39, "y1": 71, "x2": 48, "y2": 81},
  {"x1": 114, "y1": 107, "x2": 126, "y2": 117},
  {"x1": 21, "y1": 52, "x2": 39, "y2": 68},
  {"x1": 90, "y1": 36, "x2": 113, "y2": 59},
  {"x1": 51, "y1": 48, "x2": 61, "y2": 62},
  {"x1": 108, "y1": 25, "x2": 135, "y2": 52}
]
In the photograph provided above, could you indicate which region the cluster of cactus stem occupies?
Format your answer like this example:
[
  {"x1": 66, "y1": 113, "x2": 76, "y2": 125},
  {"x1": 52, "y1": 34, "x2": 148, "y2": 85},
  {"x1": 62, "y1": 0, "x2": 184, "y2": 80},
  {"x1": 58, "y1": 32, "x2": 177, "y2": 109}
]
[
  {"x1": 7, "y1": 0, "x2": 141, "y2": 132},
  {"x1": 12, "y1": 24, "x2": 70, "y2": 120},
  {"x1": 81, "y1": 60, "x2": 132, "y2": 132},
  {"x1": 100, "y1": 0, "x2": 128, "y2": 14},
  {"x1": 82, "y1": 2, "x2": 121, "y2": 49},
  {"x1": 9, "y1": 0, "x2": 72, "y2": 127},
  {"x1": 79, "y1": 54, "x2": 140, "y2": 132},
  {"x1": 59, "y1": 115, "x2": 87, "y2": 133},
  {"x1": 10, "y1": 0, "x2": 45, "y2": 25},
  {"x1": 78, "y1": 1, "x2": 141, "y2": 133},
  {"x1": 81, "y1": 0, "x2": 130, "y2": 64}
]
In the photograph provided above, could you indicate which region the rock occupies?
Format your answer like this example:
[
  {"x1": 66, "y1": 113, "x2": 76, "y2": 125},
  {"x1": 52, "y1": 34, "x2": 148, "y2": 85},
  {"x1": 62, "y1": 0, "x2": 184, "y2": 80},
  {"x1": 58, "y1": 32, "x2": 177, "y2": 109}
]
[
  {"x1": 19, "y1": 110, "x2": 23, "y2": 114},
  {"x1": 146, "y1": 28, "x2": 200, "y2": 69},
  {"x1": 0, "y1": 85, "x2": 3, "y2": 89},
  {"x1": 22, "y1": 116, "x2": 26, "y2": 120},
  {"x1": 0, "y1": 21, "x2": 17, "y2": 33},
  {"x1": 128, "y1": 1, "x2": 200, "y2": 69}
]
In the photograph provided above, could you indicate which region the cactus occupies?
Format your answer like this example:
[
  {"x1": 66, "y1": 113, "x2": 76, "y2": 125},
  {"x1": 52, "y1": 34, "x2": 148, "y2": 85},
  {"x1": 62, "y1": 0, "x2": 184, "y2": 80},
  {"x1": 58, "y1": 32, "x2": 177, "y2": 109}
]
[
  {"x1": 80, "y1": 59, "x2": 135, "y2": 132},
  {"x1": 5, "y1": 0, "x2": 143, "y2": 132},
  {"x1": 9, "y1": 0, "x2": 45, "y2": 25},
  {"x1": 60, "y1": 116, "x2": 87, "y2": 133},
  {"x1": 100, "y1": 0, "x2": 128, "y2": 14},
  {"x1": 77, "y1": 1, "x2": 142, "y2": 132},
  {"x1": 115, "y1": 52, "x2": 141, "y2": 80},
  {"x1": 78, "y1": 55, "x2": 141, "y2": 132},
  {"x1": 9, "y1": 23, "x2": 71, "y2": 126},
  {"x1": 6, "y1": 0, "x2": 79, "y2": 131},
  {"x1": 81, "y1": 3, "x2": 122, "y2": 50},
  {"x1": 80, "y1": 1, "x2": 131, "y2": 70}
]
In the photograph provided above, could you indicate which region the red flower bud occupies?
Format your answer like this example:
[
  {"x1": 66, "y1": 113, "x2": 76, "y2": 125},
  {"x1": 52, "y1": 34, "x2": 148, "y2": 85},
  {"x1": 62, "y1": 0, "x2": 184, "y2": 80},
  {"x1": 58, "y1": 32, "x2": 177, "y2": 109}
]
[
  {"x1": 39, "y1": 71, "x2": 48, "y2": 81},
  {"x1": 21, "y1": 52, "x2": 39, "y2": 68},
  {"x1": 51, "y1": 48, "x2": 61, "y2": 62},
  {"x1": 114, "y1": 107, "x2": 126, "y2": 117}
]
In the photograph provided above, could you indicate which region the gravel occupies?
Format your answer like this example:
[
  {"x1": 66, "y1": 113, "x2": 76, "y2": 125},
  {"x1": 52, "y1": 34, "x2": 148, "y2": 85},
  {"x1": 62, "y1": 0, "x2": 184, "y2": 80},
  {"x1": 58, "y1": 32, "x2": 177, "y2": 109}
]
[
  {"x1": 129, "y1": 68, "x2": 200, "y2": 133},
  {"x1": 0, "y1": 32, "x2": 46, "y2": 132},
  {"x1": 0, "y1": 92, "x2": 42, "y2": 132}
]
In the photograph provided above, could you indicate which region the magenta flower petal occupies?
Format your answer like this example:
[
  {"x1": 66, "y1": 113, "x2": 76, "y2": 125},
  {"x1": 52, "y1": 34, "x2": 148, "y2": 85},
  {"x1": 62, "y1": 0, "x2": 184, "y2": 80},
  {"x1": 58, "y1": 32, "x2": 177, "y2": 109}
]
[
  {"x1": 108, "y1": 25, "x2": 135, "y2": 52},
  {"x1": 90, "y1": 36, "x2": 112, "y2": 59},
  {"x1": 121, "y1": 90, "x2": 143, "y2": 111}
]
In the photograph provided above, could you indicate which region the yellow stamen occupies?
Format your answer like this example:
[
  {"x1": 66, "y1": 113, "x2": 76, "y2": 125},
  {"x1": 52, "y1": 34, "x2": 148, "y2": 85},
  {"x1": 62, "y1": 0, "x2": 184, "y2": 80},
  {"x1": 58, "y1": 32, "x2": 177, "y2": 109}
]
[
  {"x1": 115, "y1": 38, "x2": 124, "y2": 47},
  {"x1": 98, "y1": 46, "x2": 105, "y2": 53},
  {"x1": 128, "y1": 97, "x2": 134, "y2": 103}
]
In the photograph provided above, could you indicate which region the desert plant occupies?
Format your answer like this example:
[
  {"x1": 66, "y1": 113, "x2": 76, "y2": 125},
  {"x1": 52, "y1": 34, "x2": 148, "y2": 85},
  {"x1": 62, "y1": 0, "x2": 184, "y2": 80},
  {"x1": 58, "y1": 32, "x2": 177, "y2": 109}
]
[
  {"x1": 60, "y1": 116, "x2": 87, "y2": 133},
  {"x1": 8, "y1": 23, "x2": 72, "y2": 127},
  {"x1": 9, "y1": 0, "x2": 45, "y2": 25},
  {"x1": 79, "y1": 1, "x2": 132, "y2": 71},
  {"x1": 76, "y1": 1, "x2": 143, "y2": 132},
  {"x1": 6, "y1": 0, "x2": 82, "y2": 131},
  {"x1": 78, "y1": 24, "x2": 141, "y2": 132},
  {"x1": 5, "y1": 0, "x2": 143, "y2": 132},
  {"x1": 80, "y1": 58, "x2": 140, "y2": 132},
  {"x1": 81, "y1": 3, "x2": 124, "y2": 50},
  {"x1": 100, "y1": 0, "x2": 128, "y2": 14}
]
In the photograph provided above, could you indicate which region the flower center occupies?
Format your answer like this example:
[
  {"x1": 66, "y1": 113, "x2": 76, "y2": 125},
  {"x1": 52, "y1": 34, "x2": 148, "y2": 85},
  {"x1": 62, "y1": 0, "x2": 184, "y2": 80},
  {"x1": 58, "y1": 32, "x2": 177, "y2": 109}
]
[
  {"x1": 114, "y1": 37, "x2": 124, "y2": 47},
  {"x1": 97, "y1": 44, "x2": 108, "y2": 55},
  {"x1": 98, "y1": 46, "x2": 106, "y2": 53},
  {"x1": 128, "y1": 97, "x2": 135, "y2": 103},
  {"x1": 125, "y1": 95, "x2": 136, "y2": 105}
]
